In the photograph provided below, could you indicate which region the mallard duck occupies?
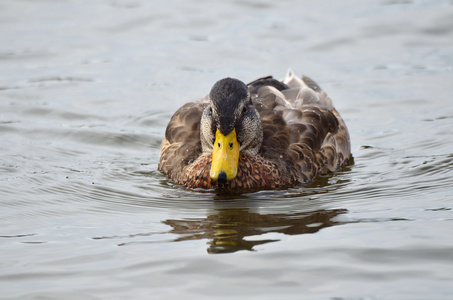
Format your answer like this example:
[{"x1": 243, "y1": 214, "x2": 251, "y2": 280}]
[{"x1": 158, "y1": 70, "x2": 351, "y2": 191}]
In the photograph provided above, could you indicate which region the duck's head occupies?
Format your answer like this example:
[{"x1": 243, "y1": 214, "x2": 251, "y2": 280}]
[{"x1": 200, "y1": 78, "x2": 263, "y2": 184}]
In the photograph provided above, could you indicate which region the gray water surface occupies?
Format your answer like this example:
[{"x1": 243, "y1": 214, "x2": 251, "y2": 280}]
[{"x1": 1, "y1": 0, "x2": 453, "y2": 299}]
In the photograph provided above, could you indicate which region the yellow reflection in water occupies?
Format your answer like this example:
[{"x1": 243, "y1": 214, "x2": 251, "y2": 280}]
[{"x1": 163, "y1": 208, "x2": 347, "y2": 254}]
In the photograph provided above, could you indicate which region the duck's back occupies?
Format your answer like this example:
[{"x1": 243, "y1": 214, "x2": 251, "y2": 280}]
[{"x1": 248, "y1": 71, "x2": 351, "y2": 184}]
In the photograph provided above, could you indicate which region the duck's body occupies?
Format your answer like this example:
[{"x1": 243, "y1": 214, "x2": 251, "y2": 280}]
[{"x1": 159, "y1": 71, "x2": 351, "y2": 192}]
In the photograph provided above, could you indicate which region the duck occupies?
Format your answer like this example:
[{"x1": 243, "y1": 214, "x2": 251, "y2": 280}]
[{"x1": 158, "y1": 70, "x2": 351, "y2": 192}]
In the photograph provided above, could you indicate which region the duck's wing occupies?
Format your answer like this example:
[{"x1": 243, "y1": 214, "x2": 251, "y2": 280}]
[
  {"x1": 282, "y1": 71, "x2": 350, "y2": 172},
  {"x1": 158, "y1": 102, "x2": 206, "y2": 181},
  {"x1": 248, "y1": 72, "x2": 351, "y2": 181}
]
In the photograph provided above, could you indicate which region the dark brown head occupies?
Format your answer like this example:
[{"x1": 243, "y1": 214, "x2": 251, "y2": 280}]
[{"x1": 200, "y1": 78, "x2": 263, "y2": 183}]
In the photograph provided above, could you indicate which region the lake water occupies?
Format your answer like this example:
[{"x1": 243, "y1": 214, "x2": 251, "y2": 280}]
[{"x1": 1, "y1": 0, "x2": 453, "y2": 299}]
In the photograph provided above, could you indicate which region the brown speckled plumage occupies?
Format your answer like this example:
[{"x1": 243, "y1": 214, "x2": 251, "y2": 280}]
[{"x1": 158, "y1": 71, "x2": 351, "y2": 192}]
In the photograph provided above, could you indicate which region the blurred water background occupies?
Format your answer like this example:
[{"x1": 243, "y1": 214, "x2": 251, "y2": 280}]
[{"x1": 1, "y1": 0, "x2": 453, "y2": 299}]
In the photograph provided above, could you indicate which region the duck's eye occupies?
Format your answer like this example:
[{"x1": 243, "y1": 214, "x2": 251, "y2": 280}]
[
  {"x1": 218, "y1": 142, "x2": 221, "y2": 148},
  {"x1": 229, "y1": 142, "x2": 233, "y2": 149},
  {"x1": 243, "y1": 106, "x2": 247, "y2": 113}
]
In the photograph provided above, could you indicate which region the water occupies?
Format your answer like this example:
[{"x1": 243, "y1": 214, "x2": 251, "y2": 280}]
[{"x1": 1, "y1": 0, "x2": 453, "y2": 299}]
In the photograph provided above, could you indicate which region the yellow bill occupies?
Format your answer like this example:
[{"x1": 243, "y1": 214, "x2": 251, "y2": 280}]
[{"x1": 210, "y1": 128, "x2": 240, "y2": 182}]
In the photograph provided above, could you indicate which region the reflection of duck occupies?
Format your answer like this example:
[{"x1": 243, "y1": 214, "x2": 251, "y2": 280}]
[
  {"x1": 159, "y1": 71, "x2": 351, "y2": 191},
  {"x1": 163, "y1": 208, "x2": 347, "y2": 254}
]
